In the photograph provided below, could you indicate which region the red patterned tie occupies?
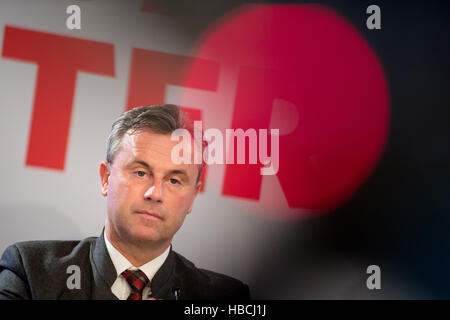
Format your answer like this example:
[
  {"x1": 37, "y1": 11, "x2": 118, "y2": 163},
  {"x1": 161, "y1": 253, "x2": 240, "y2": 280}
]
[{"x1": 121, "y1": 269, "x2": 149, "y2": 300}]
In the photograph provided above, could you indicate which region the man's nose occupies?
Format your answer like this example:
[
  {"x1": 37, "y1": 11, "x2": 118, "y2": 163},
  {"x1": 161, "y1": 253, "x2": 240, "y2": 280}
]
[{"x1": 144, "y1": 179, "x2": 163, "y2": 202}]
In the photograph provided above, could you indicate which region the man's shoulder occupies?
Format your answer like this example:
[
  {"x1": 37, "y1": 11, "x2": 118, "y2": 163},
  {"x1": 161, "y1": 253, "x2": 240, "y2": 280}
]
[
  {"x1": 1, "y1": 237, "x2": 97, "y2": 274},
  {"x1": 171, "y1": 250, "x2": 250, "y2": 299},
  {"x1": 0, "y1": 237, "x2": 100, "y2": 299},
  {"x1": 7, "y1": 237, "x2": 96, "y2": 259}
]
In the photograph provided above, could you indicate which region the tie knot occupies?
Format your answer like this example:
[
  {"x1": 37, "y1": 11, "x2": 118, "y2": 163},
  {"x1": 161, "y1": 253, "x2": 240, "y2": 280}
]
[{"x1": 121, "y1": 269, "x2": 149, "y2": 299}]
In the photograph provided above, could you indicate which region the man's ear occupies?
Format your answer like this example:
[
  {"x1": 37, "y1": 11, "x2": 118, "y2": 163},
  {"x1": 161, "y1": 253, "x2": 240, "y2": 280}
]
[
  {"x1": 187, "y1": 181, "x2": 202, "y2": 215},
  {"x1": 99, "y1": 161, "x2": 111, "y2": 197}
]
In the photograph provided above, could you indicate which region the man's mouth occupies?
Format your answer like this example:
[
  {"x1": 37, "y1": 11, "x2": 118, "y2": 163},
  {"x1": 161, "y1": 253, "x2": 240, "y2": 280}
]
[{"x1": 135, "y1": 210, "x2": 163, "y2": 220}]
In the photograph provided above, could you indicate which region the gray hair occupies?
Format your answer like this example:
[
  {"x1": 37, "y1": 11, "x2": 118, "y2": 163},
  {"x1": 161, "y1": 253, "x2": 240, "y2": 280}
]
[{"x1": 106, "y1": 104, "x2": 206, "y2": 182}]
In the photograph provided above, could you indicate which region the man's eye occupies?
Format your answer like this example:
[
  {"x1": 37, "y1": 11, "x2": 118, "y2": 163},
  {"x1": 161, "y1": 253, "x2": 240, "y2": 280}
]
[
  {"x1": 136, "y1": 171, "x2": 146, "y2": 177},
  {"x1": 169, "y1": 178, "x2": 180, "y2": 185}
]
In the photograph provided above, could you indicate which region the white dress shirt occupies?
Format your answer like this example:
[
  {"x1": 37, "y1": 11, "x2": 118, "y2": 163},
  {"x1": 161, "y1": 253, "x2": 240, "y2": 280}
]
[{"x1": 104, "y1": 235, "x2": 170, "y2": 300}]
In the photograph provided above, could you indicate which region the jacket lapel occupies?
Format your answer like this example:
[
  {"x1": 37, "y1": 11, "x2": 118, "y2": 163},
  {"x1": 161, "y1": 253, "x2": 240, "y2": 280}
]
[
  {"x1": 150, "y1": 246, "x2": 181, "y2": 300},
  {"x1": 89, "y1": 230, "x2": 118, "y2": 300}
]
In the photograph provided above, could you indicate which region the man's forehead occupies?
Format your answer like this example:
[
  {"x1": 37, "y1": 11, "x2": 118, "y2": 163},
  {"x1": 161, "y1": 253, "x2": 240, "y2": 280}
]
[{"x1": 120, "y1": 130, "x2": 198, "y2": 174}]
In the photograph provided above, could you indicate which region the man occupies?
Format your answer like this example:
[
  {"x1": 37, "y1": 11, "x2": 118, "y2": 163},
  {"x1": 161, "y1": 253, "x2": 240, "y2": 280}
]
[{"x1": 0, "y1": 104, "x2": 250, "y2": 300}]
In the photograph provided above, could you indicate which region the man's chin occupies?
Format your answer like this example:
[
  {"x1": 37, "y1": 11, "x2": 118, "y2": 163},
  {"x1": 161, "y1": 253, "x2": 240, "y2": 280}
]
[{"x1": 130, "y1": 225, "x2": 163, "y2": 244}]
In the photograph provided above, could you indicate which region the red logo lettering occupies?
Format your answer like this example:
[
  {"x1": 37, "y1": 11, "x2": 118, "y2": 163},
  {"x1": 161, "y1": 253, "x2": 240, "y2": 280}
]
[{"x1": 2, "y1": 26, "x2": 115, "y2": 170}]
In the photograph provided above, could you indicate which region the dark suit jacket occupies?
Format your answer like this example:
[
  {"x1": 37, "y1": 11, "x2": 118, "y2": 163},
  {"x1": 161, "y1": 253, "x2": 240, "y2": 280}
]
[{"x1": 0, "y1": 232, "x2": 250, "y2": 300}]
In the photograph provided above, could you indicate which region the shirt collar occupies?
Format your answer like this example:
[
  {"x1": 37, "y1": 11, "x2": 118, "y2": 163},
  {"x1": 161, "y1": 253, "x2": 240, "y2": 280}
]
[{"x1": 104, "y1": 233, "x2": 171, "y2": 283}]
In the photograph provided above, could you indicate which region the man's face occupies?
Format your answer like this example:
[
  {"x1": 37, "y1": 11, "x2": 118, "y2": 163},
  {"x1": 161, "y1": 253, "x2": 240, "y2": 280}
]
[{"x1": 100, "y1": 130, "x2": 201, "y2": 248}]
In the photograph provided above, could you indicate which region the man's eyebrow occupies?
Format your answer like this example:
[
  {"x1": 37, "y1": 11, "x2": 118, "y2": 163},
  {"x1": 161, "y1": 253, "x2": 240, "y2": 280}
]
[{"x1": 128, "y1": 160, "x2": 152, "y2": 169}]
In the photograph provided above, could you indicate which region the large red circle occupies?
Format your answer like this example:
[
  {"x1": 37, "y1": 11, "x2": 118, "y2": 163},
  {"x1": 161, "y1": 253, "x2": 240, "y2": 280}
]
[{"x1": 181, "y1": 4, "x2": 390, "y2": 218}]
